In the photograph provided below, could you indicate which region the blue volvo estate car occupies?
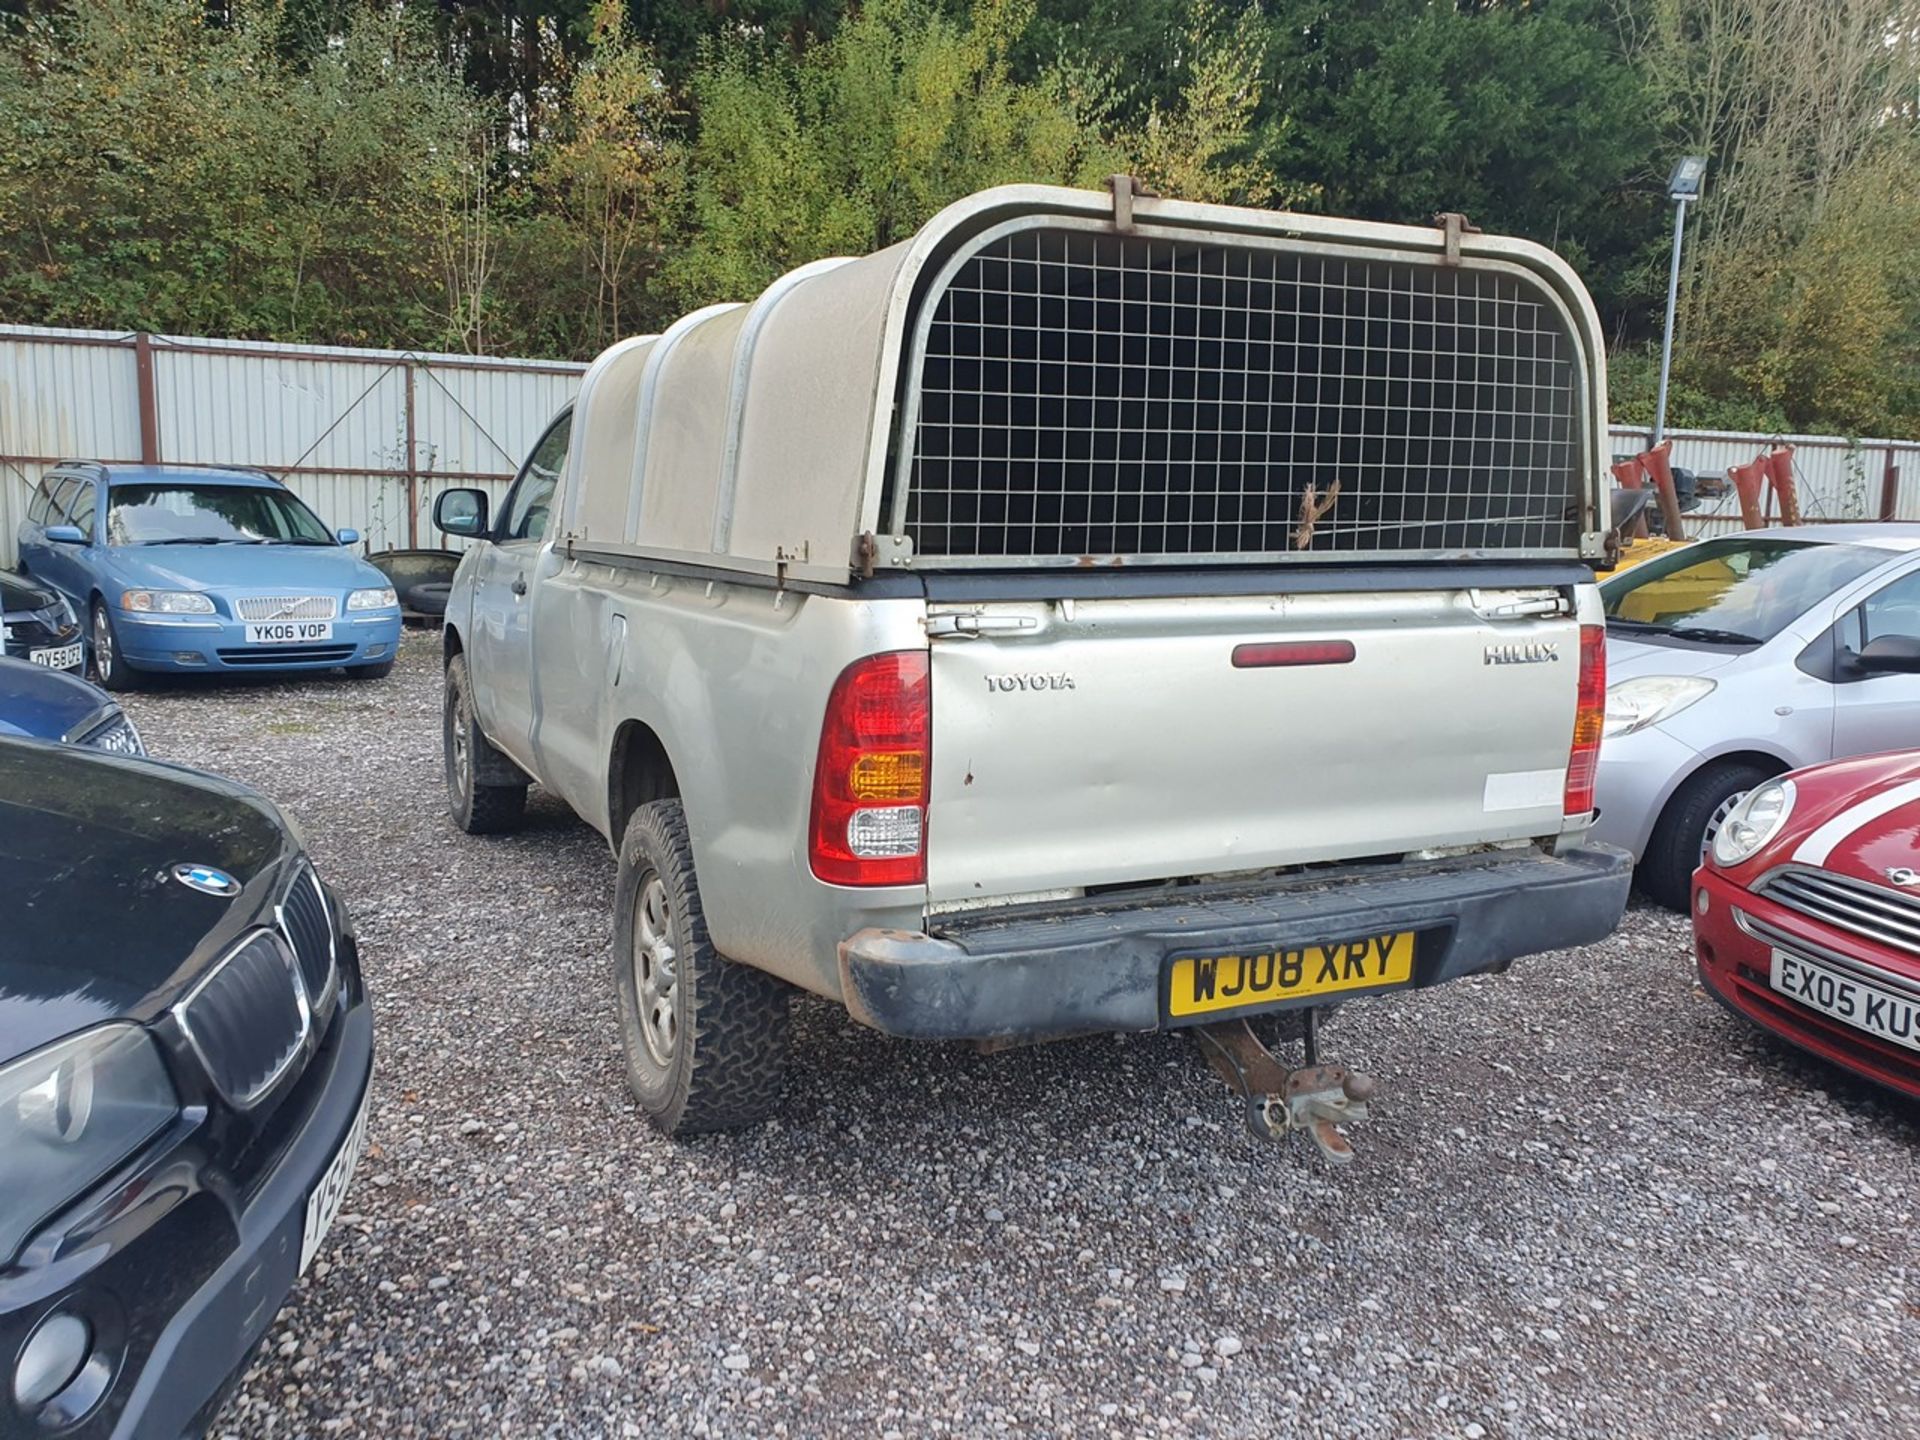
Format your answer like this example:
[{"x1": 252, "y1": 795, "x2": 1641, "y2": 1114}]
[{"x1": 15, "y1": 463, "x2": 402, "y2": 689}]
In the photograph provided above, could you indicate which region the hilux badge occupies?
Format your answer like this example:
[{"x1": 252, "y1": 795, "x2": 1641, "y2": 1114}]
[
  {"x1": 1483, "y1": 641, "x2": 1559, "y2": 666},
  {"x1": 171, "y1": 863, "x2": 239, "y2": 897}
]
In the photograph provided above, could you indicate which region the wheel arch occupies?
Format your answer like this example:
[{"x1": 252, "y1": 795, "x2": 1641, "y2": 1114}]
[
  {"x1": 1647, "y1": 747, "x2": 1793, "y2": 849},
  {"x1": 608, "y1": 718, "x2": 681, "y2": 849}
]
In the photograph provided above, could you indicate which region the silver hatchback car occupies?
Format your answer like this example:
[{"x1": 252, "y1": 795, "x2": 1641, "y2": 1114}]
[{"x1": 1592, "y1": 524, "x2": 1920, "y2": 908}]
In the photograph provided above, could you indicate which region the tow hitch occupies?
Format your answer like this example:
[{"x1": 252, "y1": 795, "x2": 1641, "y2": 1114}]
[{"x1": 1194, "y1": 1008, "x2": 1377, "y2": 1163}]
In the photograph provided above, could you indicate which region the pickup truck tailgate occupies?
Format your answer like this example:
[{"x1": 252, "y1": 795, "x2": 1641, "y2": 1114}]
[{"x1": 925, "y1": 588, "x2": 1580, "y2": 905}]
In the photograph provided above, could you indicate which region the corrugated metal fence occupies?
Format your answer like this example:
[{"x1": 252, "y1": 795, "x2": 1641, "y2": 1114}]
[
  {"x1": 1606, "y1": 424, "x2": 1920, "y2": 539},
  {"x1": 0, "y1": 325, "x2": 585, "y2": 568},
  {"x1": 1, "y1": 324, "x2": 1913, "y2": 569}
]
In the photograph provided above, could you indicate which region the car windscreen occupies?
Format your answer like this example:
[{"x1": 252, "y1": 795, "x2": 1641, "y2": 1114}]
[
  {"x1": 106, "y1": 484, "x2": 335, "y2": 546},
  {"x1": 1601, "y1": 537, "x2": 1888, "y2": 645}
]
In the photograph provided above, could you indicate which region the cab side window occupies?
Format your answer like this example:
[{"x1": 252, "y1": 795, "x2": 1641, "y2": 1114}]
[
  {"x1": 1851, "y1": 570, "x2": 1920, "y2": 650},
  {"x1": 501, "y1": 411, "x2": 572, "y2": 544},
  {"x1": 63, "y1": 480, "x2": 96, "y2": 538}
]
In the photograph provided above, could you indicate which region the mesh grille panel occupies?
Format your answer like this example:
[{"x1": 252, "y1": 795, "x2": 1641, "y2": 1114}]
[
  {"x1": 903, "y1": 228, "x2": 1583, "y2": 561},
  {"x1": 235, "y1": 595, "x2": 338, "y2": 621}
]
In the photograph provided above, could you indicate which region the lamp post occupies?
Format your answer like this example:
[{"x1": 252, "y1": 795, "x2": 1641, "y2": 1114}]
[{"x1": 1653, "y1": 155, "x2": 1708, "y2": 448}]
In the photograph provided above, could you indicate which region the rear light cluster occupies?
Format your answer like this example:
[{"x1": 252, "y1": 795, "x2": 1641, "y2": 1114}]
[
  {"x1": 1564, "y1": 622, "x2": 1606, "y2": 817},
  {"x1": 809, "y1": 651, "x2": 930, "y2": 886}
]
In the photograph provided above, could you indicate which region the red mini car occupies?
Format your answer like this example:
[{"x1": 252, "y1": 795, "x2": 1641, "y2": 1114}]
[{"x1": 1692, "y1": 750, "x2": 1920, "y2": 1101}]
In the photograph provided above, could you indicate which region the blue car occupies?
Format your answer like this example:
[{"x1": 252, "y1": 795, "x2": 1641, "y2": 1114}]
[
  {"x1": 0, "y1": 653, "x2": 144, "y2": 754},
  {"x1": 15, "y1": 462, "x2": 402, "y2": 689}
]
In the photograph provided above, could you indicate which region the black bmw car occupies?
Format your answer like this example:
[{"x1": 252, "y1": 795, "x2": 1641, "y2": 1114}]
[
  {"x1": 1, "y1": 569, "x2": 84, "y2": 674},
  {"x1": 0, "y1": 736, "x2": 373, "y2": 1437}
]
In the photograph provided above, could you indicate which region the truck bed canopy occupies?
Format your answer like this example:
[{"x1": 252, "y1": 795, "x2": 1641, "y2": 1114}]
[{"x1": 562, "y1": 184, "x2": 1609, "y2": 585}]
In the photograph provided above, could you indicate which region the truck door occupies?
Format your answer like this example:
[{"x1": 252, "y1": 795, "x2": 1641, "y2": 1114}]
[{"x1": 470, "y1": 409, "x2": 571, "y2": 769}]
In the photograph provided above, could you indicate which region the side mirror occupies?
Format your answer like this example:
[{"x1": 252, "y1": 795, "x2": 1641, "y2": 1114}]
[
  {"x1": 433, "y1": 488, "x2": 489, "y2": 539},
  {"x1": 44, "y1": 524, "x2": 86, "y2": 544},
  {"x1": 1848, "y1": 635, "x2": 1920, "y2": 675},
  {"x1": 336, "y1": 527, "x2": 361, "y2": 546}
]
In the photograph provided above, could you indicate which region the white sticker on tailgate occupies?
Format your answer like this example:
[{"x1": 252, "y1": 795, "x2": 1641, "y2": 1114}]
[{"x1": 1483, "y1": 768, "x2": 1565, "y2": 812}]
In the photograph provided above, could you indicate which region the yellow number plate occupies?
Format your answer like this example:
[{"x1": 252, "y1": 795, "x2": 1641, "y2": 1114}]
[{"x1": 1166, "y1": 932, "x2": 1416, "y2": 1020}]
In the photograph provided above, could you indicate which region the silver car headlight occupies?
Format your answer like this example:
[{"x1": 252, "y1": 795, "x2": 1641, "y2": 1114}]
[
  {"x1": 1603, "y1": 676, "x2": 1716, "y2": 739},
  {"x1": 121, "y1": 590, "x2": 215, "y2": 615},
  {"x1": 1711, "y1": 779, "x2": 1797, "y2": 868},
  {"x1": 347, "y1": 587, "x2": 397, "y2": 611},
  {"x1": 0, "y1": 1026, "x2": 179, "y2": 1262}
]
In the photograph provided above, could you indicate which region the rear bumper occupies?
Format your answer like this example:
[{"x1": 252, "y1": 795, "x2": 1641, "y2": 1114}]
[
  {"x1": 839, "y1": 845, "x2": 1631, "y2": 1040},
  {"x1": 116, "y1": 611, "x2": 401, "y2": 673}
]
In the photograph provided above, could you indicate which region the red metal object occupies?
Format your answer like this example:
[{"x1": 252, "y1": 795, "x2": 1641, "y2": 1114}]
[
  {"x1": 1763, "y1": 445, "x2": 1800, "y2": 525},
  {"x1": 1609, "y1": 456, "x2": 1650, "y2": 538},
  {"x1": 1727, "y1": 459, "x2": 1769, "y2": 529},
  {"x1": 1692, "y1": 750, "x2": 1920, "y2": 1101},
  {"x1": 404, "y1": 364, "x2": 420, "y2": 549},
  {"x1": 1637, "y1": 440, "x2": 1687, "y2": 540},
  {"x1": 1880, "y1": 445, "x2": 1899, "y2": 522}
]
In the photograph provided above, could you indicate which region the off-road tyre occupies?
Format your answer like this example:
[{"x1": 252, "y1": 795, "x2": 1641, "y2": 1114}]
[
  {"x1": 613, "y1": 799, "x2": 790, "y2": 1136},
  {"x1": 1640, "y1": 759, "x2": 1775, "y2": 912},
  {"x1": 443, "y1": 652, "x2": 527, "y2": 834}
]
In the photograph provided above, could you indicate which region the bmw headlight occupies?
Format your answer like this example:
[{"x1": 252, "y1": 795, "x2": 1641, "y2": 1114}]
[
  {"x1": 0, "y1": 1026, "x2": 179, "y2": 1262},
  {"x1": 347, "y1": 587, "x2": 397, "y2": 611},
  {"x1": 1711, "y1": 779, "x2": 1796, "y2": 869},
  {"x1": 1603, "y1": 676, "x2": 1716, "y2": 739},
  {"x1": 121, "y1": 590, "x2": 215, "y2": 615}
]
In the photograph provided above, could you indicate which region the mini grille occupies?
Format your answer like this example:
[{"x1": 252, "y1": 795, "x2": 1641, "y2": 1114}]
[
  {"x1": 1758, "y1": 868, "x2": 1920, "y2": 955},
  {"x1": 235, "y1": 595, "x2": 337, "y2": 622},
  {"x1": 279, "y1": 867, "x2": 337, "y2": 1019},
  {"x1": 902, "y1": 227, "x2": 1583, "y2": 562},
  {"x1": 177, "y1": 932, "x2": 308, "y2": 1106}
]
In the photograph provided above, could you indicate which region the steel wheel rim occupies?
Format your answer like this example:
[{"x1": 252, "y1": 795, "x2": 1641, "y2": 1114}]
[
  {"x1": 1702, "y1": 788, "x2": 1748, "y2": 859},
  {"x1": 92, "y1": 608, "x2": 112, "y2": 678},
  {"x1": 631, "y1": 873, "x2": 679, "y2": 1069},
  {"x1": 447, "y1": 688, "x2": 471, "y2": 798}
]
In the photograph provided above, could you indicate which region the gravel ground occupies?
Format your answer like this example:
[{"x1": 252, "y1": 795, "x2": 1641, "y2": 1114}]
[{"x1": 121, "y1": 630, "x2": 1918, "y2": 1440}]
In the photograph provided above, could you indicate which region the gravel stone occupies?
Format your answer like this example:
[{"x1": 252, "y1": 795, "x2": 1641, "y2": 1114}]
[{"x1": 122, "y1": 634, "x2": 1920, "y2": 1438}]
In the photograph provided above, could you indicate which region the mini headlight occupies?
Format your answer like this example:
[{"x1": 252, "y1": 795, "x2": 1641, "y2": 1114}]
[
  {"x1": 121, "y1": 590, "x2": 215, "y2": 615},
  {"x1": 1710, "y1": 778, "x2": 1796, "y2": 869},
  {"x1": 347, "y1": 586, "x2": 397, "y2": 611},
  {"x1": 0, "y1": 1026, "x2": 179, "y2": 1263},
  {"x1": 1603, "y1": 676, "x2": 1716, "y2": 739}
]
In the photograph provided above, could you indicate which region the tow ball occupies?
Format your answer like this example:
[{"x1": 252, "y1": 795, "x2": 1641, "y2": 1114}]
[{"x1": 1193, "y1": 1008, "x2": 1377, "y2": 1163}]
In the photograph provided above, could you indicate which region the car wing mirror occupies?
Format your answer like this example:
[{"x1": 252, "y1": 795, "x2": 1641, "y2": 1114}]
[
  {"x1": 44, "y1": 524, "x2": 86, "y2": 544},
  {"x1": 1848, "y1": 635, "x2": 1920, "y2": 675},
  {"x1": 336, "y1": 527, "x2": 361, "y2": 546},
  {"x1": 432, "y1": 488, "x2": 489, "y2": 539}
]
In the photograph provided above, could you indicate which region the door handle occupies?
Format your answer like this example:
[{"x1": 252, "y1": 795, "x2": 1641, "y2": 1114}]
[{"x1": 511, "y1": 575, "x2": 528, "y2": 597}]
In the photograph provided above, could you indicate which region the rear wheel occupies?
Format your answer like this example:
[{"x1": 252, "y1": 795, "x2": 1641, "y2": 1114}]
[
  {"x1": 1640, "y1": 759, "x2": 1775, "y2": 911},
  {"x1": 613, "y1": 799, "x2": 790, "y2": 1136},
  {"x1": 90, "y1": 600, "x2": 142, "y2": 692},
  {"x1": 443, "y1": 653, "x2": 526, "y2": 833}
]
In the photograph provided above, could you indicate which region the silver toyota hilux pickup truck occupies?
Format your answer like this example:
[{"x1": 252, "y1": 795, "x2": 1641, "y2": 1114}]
[{"x1": 433, "y1": 183, "x2": 1630, "y2": 1157}]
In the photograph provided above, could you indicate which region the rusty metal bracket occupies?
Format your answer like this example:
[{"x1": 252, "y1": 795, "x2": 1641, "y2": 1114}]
[
  {"x1": 853, "y1": 530, "x2": 879, "y2": 580},
  {"x1": 1194, "y1": 1016, "x2": 1377, "y2": 1164},
  {"x1": 1434, "y1": 211, "x2": 1481, "y2": 267}
]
